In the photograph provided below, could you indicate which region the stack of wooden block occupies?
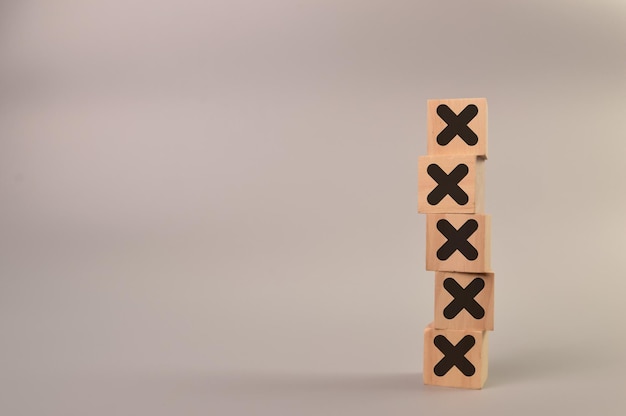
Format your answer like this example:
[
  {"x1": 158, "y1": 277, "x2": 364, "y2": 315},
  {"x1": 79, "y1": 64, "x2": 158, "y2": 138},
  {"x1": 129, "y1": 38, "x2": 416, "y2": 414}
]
[{"x1": 418, "y1": 98, "x2": 493, "y2": 389}]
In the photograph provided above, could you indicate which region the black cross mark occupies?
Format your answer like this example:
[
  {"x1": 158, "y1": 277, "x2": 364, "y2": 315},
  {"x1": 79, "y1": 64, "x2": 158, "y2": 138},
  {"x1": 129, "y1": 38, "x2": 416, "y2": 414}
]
[
  {"x1": 433, "y1": 335, "x2": 476, "y2": 377},
  {"x1": 427, "y1": 163, "x2": 469, "y2": 206},
  {"x1": 443, "y1": 277, "x2": 485, "y2": 319},
  {"x1": 436, "y1": 219, "x2": 478, "y2": 261},
  {"x1": 436, "y1": 104, "x2": 479, "y2": 146}
]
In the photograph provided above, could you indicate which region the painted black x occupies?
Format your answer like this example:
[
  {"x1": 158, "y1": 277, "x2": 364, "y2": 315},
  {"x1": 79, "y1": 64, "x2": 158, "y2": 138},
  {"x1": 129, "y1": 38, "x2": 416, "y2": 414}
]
[
  {"x1": 436, "y1": 104, "x2": 479, "y2": 146},
  {"x1": 443, "y1": 277, "x2": 485, "y2": 319},
  {"x1": 427, "y1": 163, "x2": 469, "y2": 206},
  {"x1": 436, "y1": 219, "x2": 478, "y2": 261},
  {"x1": 434, "y1": 335, "x2": 476, "y2": 376}
]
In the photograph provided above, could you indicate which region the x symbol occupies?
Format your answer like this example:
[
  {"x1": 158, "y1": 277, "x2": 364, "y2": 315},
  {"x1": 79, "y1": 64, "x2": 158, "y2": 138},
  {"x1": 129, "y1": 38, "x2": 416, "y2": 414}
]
[
  {"x1": 443, "y1": 277, "x2": 485, "y2": 319},
  {"x1": 433, "y1": 335, "x2": 476, "y2": 376},
  {"x1": 436, "y1": 104, "x2": 479, "y2": 146},
  {"x1": 427, "y1": 163, "x2": 469, "y2": 206},
  {"x1": 436, "y1": 219, "x2": 478, "y2": 261}
]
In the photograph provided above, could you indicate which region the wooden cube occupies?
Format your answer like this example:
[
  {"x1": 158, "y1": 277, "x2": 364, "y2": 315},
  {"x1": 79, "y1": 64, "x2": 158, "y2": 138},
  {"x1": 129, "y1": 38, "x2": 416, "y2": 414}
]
[
  {"x1": 426, "y1": 213, "x2": 491, "y2": 273},
  {"x1": 434, "y1": 271, "x2": 494, "y2": 331},
  {"x1": 418, "y1": 155, "x2": 484, "y2": 214},
  {"x1": 424, "y1": 323, "x2": 488, "y2": 389},
  {"x1": 427, "y1": 98, "x2": 488, "y2": 158}
]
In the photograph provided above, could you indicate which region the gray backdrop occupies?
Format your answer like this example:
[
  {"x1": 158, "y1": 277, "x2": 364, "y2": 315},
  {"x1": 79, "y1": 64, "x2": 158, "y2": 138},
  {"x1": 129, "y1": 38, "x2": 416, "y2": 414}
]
[{"x1": 1, "y1": 0, "x2": 625, "y2": 414}]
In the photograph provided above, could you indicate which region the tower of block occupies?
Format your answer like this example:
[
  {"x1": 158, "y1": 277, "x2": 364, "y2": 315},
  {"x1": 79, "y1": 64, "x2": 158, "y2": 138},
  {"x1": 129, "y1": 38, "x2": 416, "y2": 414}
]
[{"x1": 418, "y1": 98, "x2": 493, "y2": 389}]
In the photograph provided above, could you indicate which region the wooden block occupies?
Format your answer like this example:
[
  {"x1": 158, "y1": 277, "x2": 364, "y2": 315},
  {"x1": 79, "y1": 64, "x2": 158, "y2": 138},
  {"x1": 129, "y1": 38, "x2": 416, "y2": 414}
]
[
  {"x1": 426, "y1": 213, "x2": 491, "y2": 273},
  {"x1": 418, "y1": 155, "x2": 484, "y2": 214},
  {"x1": 423, "y1": 323, "x2": 488, "y2": 389},
  {"x1": 434, "y1": 271, "x2": 494, "y2": 331},
  {"x1": 427, "y1": 98, "x2": 488, "y2": 158}
]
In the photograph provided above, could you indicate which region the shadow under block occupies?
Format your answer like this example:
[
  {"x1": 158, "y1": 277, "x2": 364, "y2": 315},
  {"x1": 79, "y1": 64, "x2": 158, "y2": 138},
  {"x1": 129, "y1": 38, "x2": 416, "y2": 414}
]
[
  {"x1": 426, "y1": 213, "x2": 491, "y2": 273},
  {"x1": 423, "y1": 323, "x2": 488, "y2": 389},
  {"x1": 434, "y1": 271, "x2": 494, "y2": 331},
  {"x1": 427, "y1": 98, "x2": 488, "y2": 158},
  {"x1": 418, "y1": 155, "x2": 485, "y2": 214}
]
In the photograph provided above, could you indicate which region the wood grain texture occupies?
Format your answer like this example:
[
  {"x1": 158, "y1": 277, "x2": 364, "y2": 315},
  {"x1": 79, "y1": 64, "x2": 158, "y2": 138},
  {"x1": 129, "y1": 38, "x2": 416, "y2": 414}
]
[
  {"x1": 427, "y1": 98, "x2": 488, "y2": 158},
  {"x1": 417, "y1": 155, "x2": 484, "y2": 214},
  {"x1": 423, "y1": 323, "x2": 488, "y2": 389},
  {"x1": 434, "y1": 271, "x2": 494, "y2": 331},
  {"x1": 426, "y1": 213, "x2": 491, "y2": 273}
]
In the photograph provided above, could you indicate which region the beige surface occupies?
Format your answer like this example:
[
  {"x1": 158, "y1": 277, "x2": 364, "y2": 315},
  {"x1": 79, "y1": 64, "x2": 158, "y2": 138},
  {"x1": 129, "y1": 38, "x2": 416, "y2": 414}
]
[
  {"x1": 427, "y1": 98, "x2": 488, "y2": 158},
  {"x1": 434, "y1": 271, "x2": 495, "y2": 331},
  {"x1": 418, "y1": 155, "x2": 485, "y2": 214},
  {"x1": 423, "y1": 323, "x2": 489, "y2": 389},
  {"x1": 1, "y1": 0, "x2": 626, "y2": 415}
]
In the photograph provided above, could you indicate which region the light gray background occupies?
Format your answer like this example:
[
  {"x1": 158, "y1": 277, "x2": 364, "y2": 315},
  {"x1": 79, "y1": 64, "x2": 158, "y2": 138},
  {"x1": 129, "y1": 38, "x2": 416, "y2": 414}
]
[{"x1": 1, "y1": 1, "x2": 625, "y2": 415}]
